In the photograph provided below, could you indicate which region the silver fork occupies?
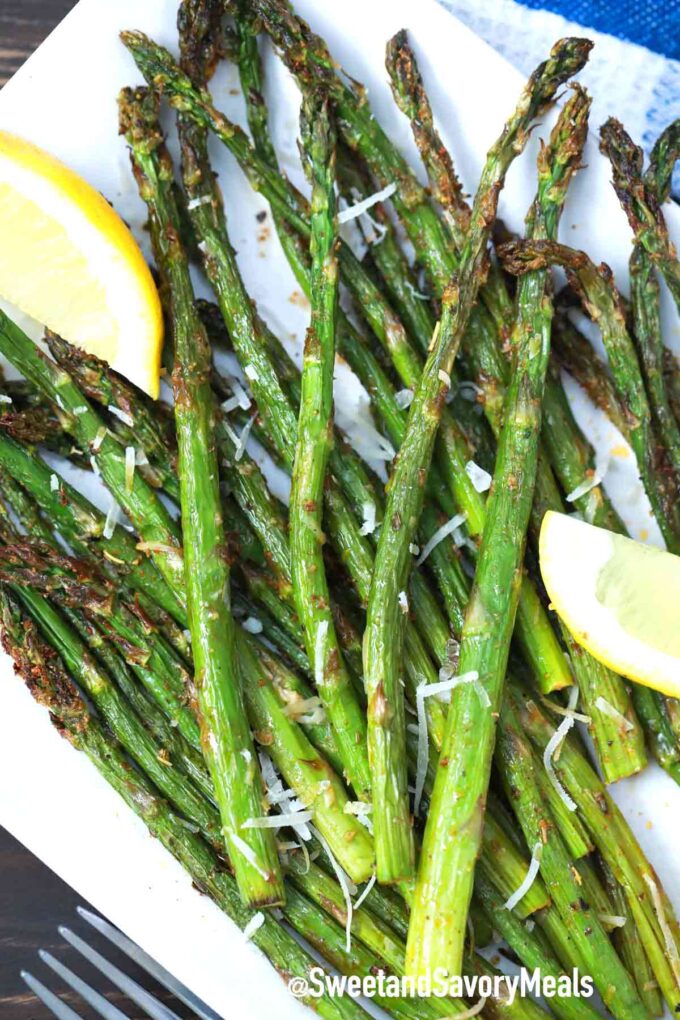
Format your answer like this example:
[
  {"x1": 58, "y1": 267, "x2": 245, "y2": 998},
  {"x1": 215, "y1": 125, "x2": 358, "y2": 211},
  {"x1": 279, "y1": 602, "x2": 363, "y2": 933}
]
[{"x1": 20, "y1": 906, "x2": 221, "y2": 1020}]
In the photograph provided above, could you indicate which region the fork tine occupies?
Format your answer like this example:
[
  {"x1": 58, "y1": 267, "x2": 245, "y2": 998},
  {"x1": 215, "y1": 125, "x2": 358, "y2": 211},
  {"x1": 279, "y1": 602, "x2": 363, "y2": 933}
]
[
  {"x1": 58, "y1": 927, "x2": 183, "y2": 1020},
  {"x1": 20, "y1": 970, "x2": 84, "y2": 1020},
  {"x1": 76, "y1": 907, "x2": 221, "y2": 1020},
  {"x1": 39, "y1": 950, "x2": 130, "y2": 1020}
]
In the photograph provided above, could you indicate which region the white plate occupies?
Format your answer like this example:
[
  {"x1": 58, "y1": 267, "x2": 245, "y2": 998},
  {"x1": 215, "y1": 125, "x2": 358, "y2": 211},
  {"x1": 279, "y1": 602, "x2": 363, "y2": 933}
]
[{"x1": 0, "y1": 1, "x2": 678, "y2": 1017}]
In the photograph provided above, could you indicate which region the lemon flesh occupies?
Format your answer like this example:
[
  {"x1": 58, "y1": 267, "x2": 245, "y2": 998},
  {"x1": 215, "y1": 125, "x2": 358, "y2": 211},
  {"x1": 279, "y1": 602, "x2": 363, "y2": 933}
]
[
  {"x1": 0, "y1": 132, "x2": 162, "y2": 397},
  {"x1": 539, "y1": 511, "x2": 680, "y2": 697}
]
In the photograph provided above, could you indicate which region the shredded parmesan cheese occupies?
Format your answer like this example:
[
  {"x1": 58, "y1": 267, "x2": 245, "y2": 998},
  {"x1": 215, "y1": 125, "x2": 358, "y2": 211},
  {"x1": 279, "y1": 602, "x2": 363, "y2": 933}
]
[
  {"x1": 230, "y1": 833, "x2": 269, "y2": 879},
  {"x1": 125, "y1": 446, "x2": 135, "y2": 492},
  {"x1": 414, "y1": 671, "x2": 481, "y2": 814},
  {"x1": 242, "y1": 616, "x2": 263, "y2": 635},
  {"x1": 465, "y1": 460, "x2": 492, "y2": 493},
  {"x1": 541, "y1": 697, "x2": 591, "y2": 724},
  {"x1": 92, "y1": 427, "x2": 107, "y2": 452},
  {"x1": 50, "y1": 474, "x2": 59, "y2": 492},
  {"x1": 395, "y1": 388, "x2": 414, "y2": 410},
  {"x1": 594, "y1": 696, "x2": 634, "y2": 731},
  {"x1": 353, "y1": 873, "x2": 377, "y2": 913},
  {"x1": 416, "y1": 513, "x2": 467, "y2": 565},
  {"x1": 599, "y1": 913, "x2": 627, "y2": 928},
  {"x1": 73, "y1": 405, "x2": 88, "y2": 416},
  {"x1": 310, "y1": 824, "x2": 354, "y2": 951},
  {"x1": 438, "y1": 369, "x2": 451, "y2": 389},
  {"x1": 186, "y1": 193, "x2": 213, "y2": 210},
  {"x1": 644, "y1": 875, "x2": 680, "y2": 981},
  {"x1": 337, "y1": 182, "x2": 397, "y2": 223},
  {"x1": 108, "y1": 405, "x2": 134, "y2": 427},
  {"x1": 243, "y1": 811, "x2": 313, "y2": 829},
  {"x1": 504, "y1": 842, "x2": 543, "y2": 910},
  {"x1": 398, "y1": 591, "x2": 409, "y2": 614},
  {"x1": 0, "y1": 394, "x2": 11, "y2": 404},
  {"x1": 454, "y1": 999, "x2": 487, "y2": 1020},
  {"x1": 103, "y1": 501, "x2": 120, "y2": 540},
  {"x1": 243, "y1": 912, "x2": 265, "y2": 941},
  {"x1": 543, "y1": 717, "x2": 578, "y2": 812},
  {"x1": 315, "y1": 620, "x2": 328, "y2": 688},
  {"x1": 359, "y1": 501, "x2": 377, "y2": 536}
]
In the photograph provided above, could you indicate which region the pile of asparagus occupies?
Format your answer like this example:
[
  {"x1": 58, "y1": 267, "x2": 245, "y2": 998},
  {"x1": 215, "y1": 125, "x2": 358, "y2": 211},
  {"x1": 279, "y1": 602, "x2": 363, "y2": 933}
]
[{"x1": 1, "y1": 1, "x2": 679, "y2": 1016}]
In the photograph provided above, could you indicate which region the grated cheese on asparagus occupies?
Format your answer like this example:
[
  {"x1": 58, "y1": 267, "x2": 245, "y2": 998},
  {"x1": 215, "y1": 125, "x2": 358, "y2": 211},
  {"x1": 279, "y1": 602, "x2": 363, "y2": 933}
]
[
  {"x1": 108, "y1": 405, "x2": 134, "y2": 427},
  {"x1": 315, "y1": 620, "x2": 328, "y2": 689},
  {"x1": 395, "y1": 388, "x2": 414, "y2": 409},
  {"x1": 242, "y1": 616, "x2": 263, "y2": 635},
  {"x1": 465, "y1": 460, "x2": 492, "y2": 493},
  {"x1": 310, "y1": 824, "x2": 354, "y2": 951},
  {"x1": 416, "y1": 513, "x2": 467, "y2": 565},
  {"x1": 243, "y1": 912, "x2": 265, "y2": 941},
  {"x1": 543, "y1": 717, "x2": 578, "y2": 812},
  {"x1": 337, "y1": 182, "x2": 397, "y2": 223},
  {"x1": 359, "y1": 501, "x2": 377, "y2": 535},
  {"x1": 125, "y1": 446, "x2": 135, "y2": 492},
  {"x1": 594, "y1": 696, "x2": 634, "y2": 732},
  {"x1": 414, "y1": 671, "x2": 481, "y2": 814},
  {"x1": 504, "y1": 842, "x2": 543, "y2": 911}
]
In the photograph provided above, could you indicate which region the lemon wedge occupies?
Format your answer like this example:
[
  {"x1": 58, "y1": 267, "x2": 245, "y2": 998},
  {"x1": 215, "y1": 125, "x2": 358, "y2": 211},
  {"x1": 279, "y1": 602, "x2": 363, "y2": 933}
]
[
  {"x1": 0, "y1": 131, "x2": 162, "y2": 397},
  {"x1": 540, "y1": 510, "x2": 680, "y2": 697}
]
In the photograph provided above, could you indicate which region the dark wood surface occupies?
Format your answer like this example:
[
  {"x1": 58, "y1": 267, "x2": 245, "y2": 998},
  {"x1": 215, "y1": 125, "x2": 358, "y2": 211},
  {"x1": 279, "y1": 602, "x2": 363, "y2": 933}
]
[
  {"x1": 0, "y1": 0, "x2": 77, "y2": 85},
  {"x1": 0, "y1": 826, "x2": 194, "y2": 1018},
  {"x1": 0, "y1": 13, "x2": 194, "y2": 1020}
]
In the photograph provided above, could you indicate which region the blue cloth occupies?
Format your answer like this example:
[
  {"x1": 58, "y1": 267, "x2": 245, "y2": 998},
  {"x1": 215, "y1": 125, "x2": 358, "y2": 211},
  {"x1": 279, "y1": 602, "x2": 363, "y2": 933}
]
[{"x1": 518, "y1": 0, "x2": 680, "y2": 60}]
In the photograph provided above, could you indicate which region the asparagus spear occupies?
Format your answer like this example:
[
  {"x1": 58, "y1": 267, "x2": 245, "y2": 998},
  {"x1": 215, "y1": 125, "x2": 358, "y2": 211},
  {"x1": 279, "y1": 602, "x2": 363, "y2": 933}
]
[
  {"x1": 176, "y1": 10, "x2": 370, "y2": 797},
  {"x1": 406, "y1": 86, "x2": 590, "y2": 977},
  {"x1": 120, "y1": 84, "x2": 283, "y2": 906},
  {"x1": 0, "y1": 588, "x2": 365, "y2": 1020},
  {"x1": 629, "y1": 243, "x2": 680, "y2": 474},
  {"x1": 0, "y1": 313, "x2": 187, "y2": 597},
  {"x1": 290, "y1": 93, "x2": 372, "y2": 799},
  {"x1": 645, "y1": 118, "x2": 680, "y2": 202},
  {"x1": 499, "y1": 238, "x2": 680, "y2": 550},
  {"x1": 600, "y1": 118, "x2": 680, "y2": 318},
  {"x1": 512, "y1": 684, "x2": 680, "y2": 1011},
  {"x1": 364, "y1": 40, "x2": 592, "y2": 889},
  {"x1": 597, "y1": 120, "x2": 680, "y2": 475},
  {"x1": 551, "y1": 313, "x2": 632, "y2": 441},
  {"x1": 495, "y1": 697, "x2": 647, "y2": 1019}
]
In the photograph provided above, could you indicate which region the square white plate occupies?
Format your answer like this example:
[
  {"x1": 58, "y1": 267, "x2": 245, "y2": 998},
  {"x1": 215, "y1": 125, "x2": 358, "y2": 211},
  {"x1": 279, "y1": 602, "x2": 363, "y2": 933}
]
[{"x1": 0, "y1": 1, "x2": 678, "y2": 1017}]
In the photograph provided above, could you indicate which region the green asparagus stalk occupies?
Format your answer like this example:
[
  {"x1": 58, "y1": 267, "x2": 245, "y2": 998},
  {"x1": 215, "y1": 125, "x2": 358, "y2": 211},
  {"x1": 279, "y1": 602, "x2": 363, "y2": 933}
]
[
  {"x1": 367, "y1": 37, "x2": 591, "y2": 886},
  {"x1": 0, "y1": 589, "x2": 364, "y2": 1020},
  {"x1": 120, "y1": 85, "x2": 284, "y2": 905},
  {"x1": 551, "y1": 314, "x2": 632, "y2": 442},
  {"x1": 406, "y1": 86, "x2": 590, "y2": 977},
  {"x1": 495, "y1": 697, "x2": 647, "y2": 1019},
  {"x1": 499, "y1": 237, "x2": 680, "y2": 550},
  {"x1": 597, "y1": 120, "x2": 680, "y2": 474},
  {"x1": 0, "y1": 314, "x2": 187, "y2": 596},
  {"x1": 511, "y1": 684, "x2": 680, "y2": 1011},
  {"x1": 46, "y1": 333, "x2": 179, "y2": 499},
  {"x1": 629, "y1": 244, "x2": 680, "y2": 473},
  {"x1": 645, "y1": 119, "x2": 680, "y2": 202},
  {"x1": 601, "y1": 859, "x2": 665, "y2": 1016},
  {"x1": 287, "y1": 92, "x2": 370, "y2": 798},
  {"x1": 176, "y1": 9, "x2": 370, "y2": 796},
  {"x1": 600, "y1": 118, "x2": 680, "y2": 318}
]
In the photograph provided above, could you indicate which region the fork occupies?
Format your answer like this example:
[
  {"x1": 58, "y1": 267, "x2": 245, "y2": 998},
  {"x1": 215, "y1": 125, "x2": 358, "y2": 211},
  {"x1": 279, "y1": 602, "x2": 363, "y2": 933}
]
[{"x1": 20, "y1": 906, "x2": 221, "y2": 1020}]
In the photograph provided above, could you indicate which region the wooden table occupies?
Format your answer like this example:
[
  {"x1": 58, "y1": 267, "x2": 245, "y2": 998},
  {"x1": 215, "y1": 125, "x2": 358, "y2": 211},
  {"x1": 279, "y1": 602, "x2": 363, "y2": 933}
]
[
  {"x1": 0, "y1": 1, "x2": 76, "y2": 85},
  {"x1": 0, "y1": 3, "x2": 193, "y2": 1016}
]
